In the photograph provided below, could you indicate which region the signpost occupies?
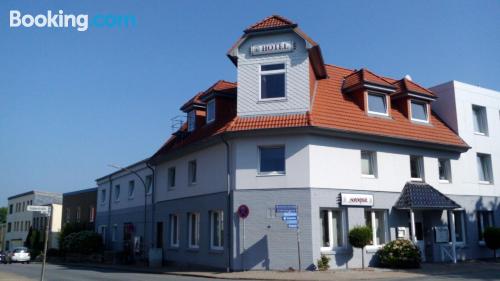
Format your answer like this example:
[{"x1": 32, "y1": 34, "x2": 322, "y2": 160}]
[
  {"x1": 237, "y1": 205, "x2": 250, "y2": 271},
  {"x1": 275, "y1": 205, "x2": 301, "y2": 271},
  {"x1": 27, "y1": 205, "x2": 52, "y2": 281}
]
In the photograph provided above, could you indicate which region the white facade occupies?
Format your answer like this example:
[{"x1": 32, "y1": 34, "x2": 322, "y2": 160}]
[{"x1": 431, "y1": 81, "x2": 500, "y2": 196}]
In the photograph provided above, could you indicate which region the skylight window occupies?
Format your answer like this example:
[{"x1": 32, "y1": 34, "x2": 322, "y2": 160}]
[{"x1": 367, "y1": 92, "x2": 388, "y2": 116}]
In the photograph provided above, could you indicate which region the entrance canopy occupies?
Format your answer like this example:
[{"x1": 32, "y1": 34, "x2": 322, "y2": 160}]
[{"x1": 395, "y1": 182, "x2": 461, "y2": 210}]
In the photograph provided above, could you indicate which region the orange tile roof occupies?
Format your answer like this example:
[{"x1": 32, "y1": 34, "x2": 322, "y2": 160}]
[
  {"x1": 244, "y1": 15, "x2": 296, "y2": 33},
  {"x1": 343, "y1": 68, "x2": 395, "y2": 91}
]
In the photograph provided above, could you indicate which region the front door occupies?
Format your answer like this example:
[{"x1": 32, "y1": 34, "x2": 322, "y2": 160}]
[{"x1": 410, "y1": 212, "x2": 426, "y2": 262}]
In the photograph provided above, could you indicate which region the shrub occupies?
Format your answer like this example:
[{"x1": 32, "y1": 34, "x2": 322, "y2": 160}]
[
  {"x1": 349, "y1": 226, "x2": 372, "y2": 269},
  {"x1": 317, "y1": 254, "x2": 330, "y2": 271},
  {"x1": 62, "y1": 231, "x2": 103, "y2": 255},
  {"x1": 484, "y1": 227, "x2": 500, "y2": 259},
  {"x1": 377, "y1": 239, "x2": 421, "y2": 268}
]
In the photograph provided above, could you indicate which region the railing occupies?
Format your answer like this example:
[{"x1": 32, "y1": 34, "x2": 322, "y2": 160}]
[{"x1": 440, "y1": 243, "x2": 454, "y2": 262}]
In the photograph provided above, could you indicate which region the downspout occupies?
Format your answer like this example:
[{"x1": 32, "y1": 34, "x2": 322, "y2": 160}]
[
  {"x1": 146, "y1": 162, "x2": 155, "y2": 249},
  {"x1": 107, "y1": 176, "x2": 113, "y2": 250},
  {"x1": 221, "y1": 135, "x2": 232, "y2": 272}
]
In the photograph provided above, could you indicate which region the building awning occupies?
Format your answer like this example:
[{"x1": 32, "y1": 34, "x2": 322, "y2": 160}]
[{"x1": 395, "y1": 182, "x2": 461, "y2": 210}]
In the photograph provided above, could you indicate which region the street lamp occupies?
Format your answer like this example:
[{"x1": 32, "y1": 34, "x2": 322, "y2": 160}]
[{"x1": 108, "y1": 164, "x2": 149, "y2": 262}]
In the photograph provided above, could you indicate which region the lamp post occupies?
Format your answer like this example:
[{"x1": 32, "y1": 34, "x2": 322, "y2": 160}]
[{"x1": 108, "y1": 164, "x2": 149, "y2": 262}]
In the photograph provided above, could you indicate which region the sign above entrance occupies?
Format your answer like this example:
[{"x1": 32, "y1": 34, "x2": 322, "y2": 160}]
[
  {"x1": 250, "y1": 41, "x2": 294, "y2": 56},
  {"x1": 340, "y1": 193, "x2": 374, "y2": 207}
]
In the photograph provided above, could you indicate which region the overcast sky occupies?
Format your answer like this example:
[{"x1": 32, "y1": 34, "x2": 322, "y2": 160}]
[{"x1": 0, "y1": 0, "x2": 499, "y2": 204}]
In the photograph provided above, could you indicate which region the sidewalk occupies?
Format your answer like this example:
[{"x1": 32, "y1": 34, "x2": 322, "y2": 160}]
[{"x1": 54, "y1": 260, "x2": 500, "y2": 281}]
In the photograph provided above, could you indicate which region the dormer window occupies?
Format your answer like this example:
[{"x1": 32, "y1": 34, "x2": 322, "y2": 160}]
[
  {"x1": 260, "y1": 63, "x2": 286, "y2": 100},
  {"x1": 367, "y1": 92, "x2": 388, "y2": 116},
  {"x1": 206, "y1": 99, "x2": 215, "y2": 123},
  {"x1": 410, "y1": 100, "x2": 429, "y2": 123},
  {"x1": 187, "y1": 110, "x2": 196, "y2": 132}
]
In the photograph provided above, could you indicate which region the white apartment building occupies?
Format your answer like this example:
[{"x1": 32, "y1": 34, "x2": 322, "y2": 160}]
[
  {"x1": 96, "y1": 15, "x2": 499, "y2": 270},
  {"x1": 4, "y1": 191, "x2": 62, "y2": 250}
]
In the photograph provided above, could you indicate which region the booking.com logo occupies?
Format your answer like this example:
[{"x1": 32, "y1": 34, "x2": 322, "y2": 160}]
[{"x1": 9, "y1": 10, "x2": 137, "y2": 31}]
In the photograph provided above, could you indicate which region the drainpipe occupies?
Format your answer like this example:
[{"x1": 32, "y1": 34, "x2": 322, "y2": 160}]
[
  {"x1": 221, "y1": 135, "x2": 232, "y2": 272},
  {"x1": 146, "y1": 162, "x2": 155, "y2": 249},
  {"x1": 107, "y1": 176, "x2": 113, "y2": 250}
]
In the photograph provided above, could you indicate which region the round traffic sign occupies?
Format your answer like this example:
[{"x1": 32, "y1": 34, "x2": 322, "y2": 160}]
[{"x1": 237, "y1": 204, "x2": 250, "y2": 219}]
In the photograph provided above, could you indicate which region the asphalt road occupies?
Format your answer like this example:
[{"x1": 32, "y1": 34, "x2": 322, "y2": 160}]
[{"x1": 0, "y1": 263, "x2": 228, "y2": 281}]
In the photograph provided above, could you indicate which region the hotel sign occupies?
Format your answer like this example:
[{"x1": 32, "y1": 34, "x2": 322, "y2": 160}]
[
  {"x1": 251, "y1": 41, "x2": 294, "y2": 56},
  {"x1": 340, "y1": 193, "x2": 374, "y2": 207}
]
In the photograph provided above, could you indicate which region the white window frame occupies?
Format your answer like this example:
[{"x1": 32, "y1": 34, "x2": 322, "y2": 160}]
[
  {"x1": 101, "y1": 189, "x2": 106, "y2": 204},
  {"x1": 258, "y1": 145, "x2": 286, "y2": 176},
  {"x1": 170, "y1": 214, "x2": 179, "y2": 248},
  {"x1": 128, "y1": 180, "x2": 135, "y2": 199},
  {"x1": 366, "y1": 92, "x2": 389, "y2": 116},
  {"x1": 361, "y1": 151, "x2": 377, "y2": 178},
  {"x1": 206, "y1": 99, "x2": 215, "y2": 123},
  {"x1": 410, "y1": 155, "x2": 424, "y2": 181},
  {"x1": 320, "y1": 208, "x2": 346, "y2": 252},
  {"x1": 187, "y1": 110, "x2": 196, "y2": 132},
  {"x1": 410, "y1": 100, "x2": 429, "y2": 123},
  {"x1": 259, "y1": 63, "x2": 287, "y2": 101},
  {"x1": 365, "y1": 209, "x2": 389, "y2": 249},
  {"x1": 210, "y1": 210, "x2": 224, "y2": 250},
  {"x1": 472, "y1": 105, "x2": 488, "y2": 135},
  {"x1": 477, "y1": 211, "x2": 494, "y2": 244},
  {"x1": 188, "y1": 212, "x2": 200, "y2": 249},
  {"x1": 438, "y1": 158, "x2": 452, "y2": 183},
  {"x1": 145, "y1": 175, "x2": 153, "y2": 195},
  {"x1": 114, "y1": 185, "x2": 120, "y2": 202},
  {"x1": 168, "y1": 167, "x2": 176, "y2": 189},
  {"x1": 188, "y1": 160, "x2": 197, "y2": 185},
  {"x1": 477, "y1": 153, "x2": 494, "y2": 184}
]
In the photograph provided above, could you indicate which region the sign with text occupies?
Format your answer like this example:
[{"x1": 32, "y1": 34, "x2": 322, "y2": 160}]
[
  {"x1": 340, "y1": 193, "x2": 374, "y2": 206},
  {"x1": 434, "y1": 226, "x2": 450, "y2": 243},
  {"x1": 276, "y1": 205, "x2": 299, "y2": 230},
  {"x1": 27, "y1": 205, "x2": 50, "y2": 213},
  {"x1": 251, "y1": 41, "x2": 294, "y2": 56}
]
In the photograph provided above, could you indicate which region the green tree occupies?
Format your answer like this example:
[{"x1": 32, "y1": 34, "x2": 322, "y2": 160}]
[
  {"x1": 0, "y1": 207, "x2": 7, "y2": 223},
  {"x1": 349, "y1": 226, "x2": 372, "y2": 269}
]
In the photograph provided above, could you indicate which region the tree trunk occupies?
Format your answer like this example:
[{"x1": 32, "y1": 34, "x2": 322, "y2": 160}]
[{"x1": 361, "y1": 246, "x2": 365, "y2": 269}]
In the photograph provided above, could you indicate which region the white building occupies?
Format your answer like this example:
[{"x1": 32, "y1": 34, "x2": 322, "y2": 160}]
[
  {"x1": 4, "y1": 191, "x2": 62, "y2": 250},
  {"x1": 96, "y1": 15, "x2": 499, "y2": 270}
]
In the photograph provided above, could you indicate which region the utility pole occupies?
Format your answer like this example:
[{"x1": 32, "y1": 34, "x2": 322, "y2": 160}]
[{"x1": 40, "y1": 206, "x2": 52, "y2": 281}]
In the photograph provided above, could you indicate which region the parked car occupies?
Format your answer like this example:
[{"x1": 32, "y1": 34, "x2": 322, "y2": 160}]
[
  {"x1": 7, "y1": 247, "x2": 31, "y2": 264},
  {"x1": 0, "y1": 251, "x2": 7, "y2": 264}
]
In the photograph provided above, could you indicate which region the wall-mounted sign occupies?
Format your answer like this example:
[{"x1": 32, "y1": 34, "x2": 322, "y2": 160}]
[
  {"x1": 251, "y1": 41, "x2": 294, "y2": 56},
  {"x1": 340, "y1": 193, "x2": 374, "y2": 206},
  {"x1": 27, "y1": 205, "x2": 50, "y2": 213},
  {"x1": 434, "y1": 226, "x2": 450, "y2": 243}
]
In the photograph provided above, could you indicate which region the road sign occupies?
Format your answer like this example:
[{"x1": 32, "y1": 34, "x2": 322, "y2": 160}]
[
  {"x1": 27, "y1": 206, "x2": 50, "y2": 213},
  {"x1": 237, "y1": 204, "x2": 250, "y2": 219},
  {"x1": 288, "y1": 224, "x2": 298, "y2": 229},
  {"x1": 282, "y1": 216, "x2": 298, "y2": 221},
  {"x1": 275, "y1": 205, "x2": 297, "y2": 213}
]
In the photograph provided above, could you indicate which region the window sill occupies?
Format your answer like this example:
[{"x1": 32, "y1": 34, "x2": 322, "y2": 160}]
[
  {"x1": 257, "y1": 97, "x2": 287, "y2": 103},
  {"x1": 473, "y1": 132, "x2": 488, "y2": 136},
  {"x1": 410, "y1": 119, "x2": 431, "y2": 126},
  {"x1": 361, "y1": 174, "x2": 377, "y2": 179},
  {"x1": 478, "y1": 181, "x2": 493, "y2": 185},
  {"x1": 209, "y1": 248, "x2": 224, "y2": 254},
  {"x1": 367, "y1": 112, "x2": 391, "y2": 119},
  {"x1": 320, "y1": 247, "x2": 349, "y2": 255},
  {"x1": 439, "y1": 180, "x2": 451, "y2": 184},
  {"x1": 410, "y1": 178, "x2": 423, "y2": 182},
  {"x1": 257, "y1": 172, "x2": 285, "y2": 177},
  {"x1": 365, "y1": 245, "x2": 384, "y2": 253},
  {"x1": 188, "y1": 182, "x2": 197, "y2": 186}
]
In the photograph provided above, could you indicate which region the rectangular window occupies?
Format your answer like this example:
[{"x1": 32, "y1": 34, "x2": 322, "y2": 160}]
[
  {"x1": 206, "y1": 99, "x2": 215, "y2": 123},
  {"x1": 168, "y1": 167, "x2": 176, "y2": 189},
  {"x1": 472, "y1": 105, "x2": 488, "y2": 135},
  {"x1": 210, "y1": 210, "x2": 224, "y2": 250},
  {"x1": 114, "y1": 185, "x2": 120, "y2": 201},
  {"x1": 65, "y1": 208, "x2": 71, "y2": 222},
  {"x1": 320, "y1": 209, "x2": 344, "y2": 251},
  {"x1": 9, "y1": 204, "x2": 12, "y2": 214},
  {"x1": 365, "y1": 210, "x2": 388, "y2": 246},
  {"x1": 170, "y1": 214, "x2": 179, "y2": 247},
  {"x1": 260, "y1": 63, "x2": 285, "y2": 99},
  {"x1": 128, "y1": 180, "x2": 135, "y2": 199},
  {"x1": 188, "y1": 161, "x2": 197, "y2": 185},
  {"x1": 361, "y1": 151, "x2": 377, "y2": 177},
  {"x1": 89, "y1": 206, "x2": 95, "y2": 223},
  {"x1": 477, "y1": 211, "x2": 494, "y2": 241},
  {"x1": 187, "y1": 110, "x2": 196, "y2": 132},
  {"x1": 156, "y1": 222, "x2": 164, "y2": 248},
  {"x1": 7, "y1": 222, "x2": 11, "y2": 232},
  {"x1": 453, "y1": 211, "x2": 466, "y2": 243},
  {"x1": 145, "y1": 175, "x2": 153, "y2": 195},
  {"x1": 101, "y1": 189, "x2": 106, "y2": 203},
  {"x1": 477, "y1": 153, "x2": 493, "y2": 183},
  {"x1": 438, "y1": 158, "x2": 452, "y2": 182},
  {"x1": 410, "y1": 155, "x2": 424, "y2": 181},
  {"x1": 112, "y1": 224, "x2": 118, "y2": 242},
  {"x1": 188, "y1": 212, "x2": 200, "y2": 248},
  {"x1": 76, "y1": 207, "x2": 81, "y2": 222},
  {"x1": 259, "y1": 146, "x2": 285, "y2": 175},
  {"x1": 367, "y1": 92, "x2": 388, "y2": 115},
  {"x1": 410, "y1": 100, "x2": 429, "y2": 122}
]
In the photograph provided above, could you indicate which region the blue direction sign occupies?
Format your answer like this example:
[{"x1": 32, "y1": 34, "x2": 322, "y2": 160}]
[
  {"x1": 282, "y1": 216, "x2": 298, "y2": 221},
  {"x1": 287, "y1": 224, "x2": 298, "y2": 229},
  {"x1": 275, "y1": 205, "x2": 297, "y2": 213}
]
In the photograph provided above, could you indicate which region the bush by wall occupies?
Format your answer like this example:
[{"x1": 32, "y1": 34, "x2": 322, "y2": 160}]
[
  {"x1": 317, "y1": 254, "x2": 330, "y2": 271},
  {"x1": 483, "y1": 227, "x2": 500, "y2": 260},
  {"x1": 62, "y1": 231, "x2": 102, "y2": 255},
  {"x1": 377, "y1": 239, "x2": 421, "y2": 268}
]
